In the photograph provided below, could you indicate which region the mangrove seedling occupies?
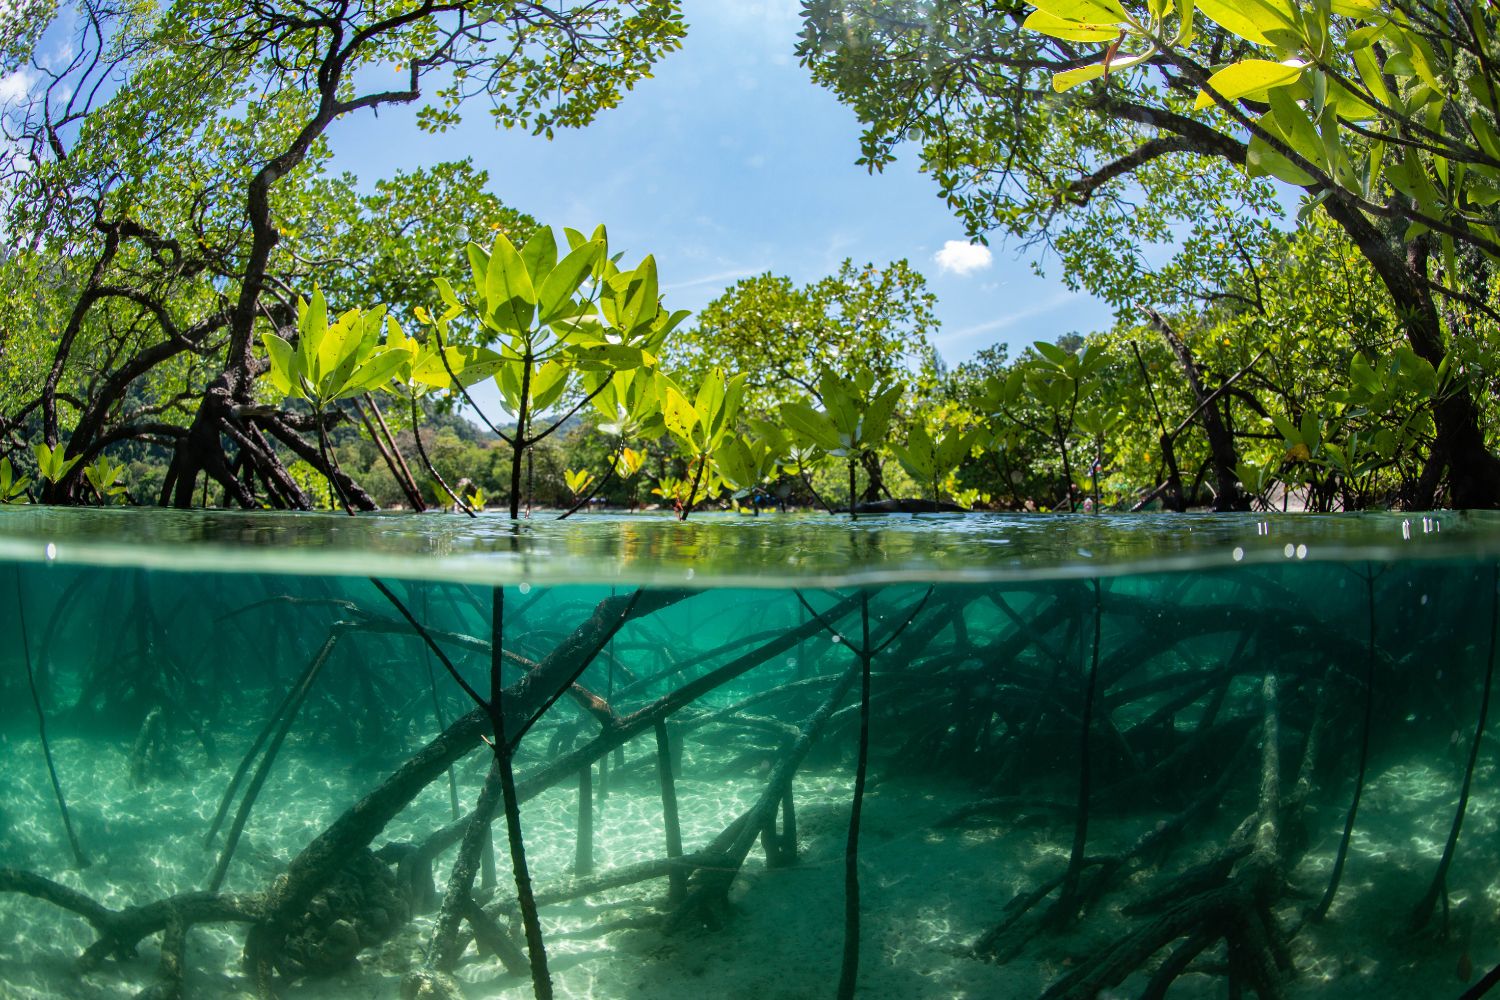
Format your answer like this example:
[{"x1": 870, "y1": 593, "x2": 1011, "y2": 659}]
[
  {"x1": 660, "y1": 367, "x2": 747, "y2": 518},
  {"x1": 976, "y1": 341, "x2": 1107, "y2": 511},
  {"x1": 33, "y1": 442, "x2": 82, "y2": 487},
  {"x1": 714, "y1": 433, "x2": 782, "y2": 511},
  {"x1": 0, "y1": 457, "x2": 30, "y2": 503},
  {"x1": 386, "y1": 313, "x2": 507, "y2": 513},
  {"x1": 435, "y1": 225, "x2": 688, "y2": 518},
  {"x1": 558, "y1": 369, "x2": 666, "y2": 519},
  {"x1": 259, "y1": 291, "x2": 414, "y2": 511},
  {"x1": 780, "y1": 372, "x2": 902, "y2": 518},
  {"x1": 564, "y1": 468, "x2": 596, "y2": 501},
  {"x1": 892, "y1": 421, "x2": 979, "y2": 506},
  {"x1": 82, "y1": 455, "x2": 129, "y2": 506}
]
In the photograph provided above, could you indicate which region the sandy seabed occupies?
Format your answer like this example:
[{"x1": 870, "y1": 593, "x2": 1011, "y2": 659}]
[{"x1": 2, "y1": 723, "x2": 1498, "y2": 1000}]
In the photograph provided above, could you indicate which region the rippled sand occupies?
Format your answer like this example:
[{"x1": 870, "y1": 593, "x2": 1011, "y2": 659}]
[{"x1": 1, "y1": 721, "x2": 1495, "y2": 999}]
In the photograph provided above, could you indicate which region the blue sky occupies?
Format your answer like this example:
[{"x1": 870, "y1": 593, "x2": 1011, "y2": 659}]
[{"x1": 329, "y1": 0, "x2": 1117, "y2": 368}]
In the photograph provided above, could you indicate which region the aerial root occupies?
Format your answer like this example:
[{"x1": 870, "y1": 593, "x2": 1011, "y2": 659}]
[{"x1": 666, "y1": 651, "x2": 862, "y2": 934}]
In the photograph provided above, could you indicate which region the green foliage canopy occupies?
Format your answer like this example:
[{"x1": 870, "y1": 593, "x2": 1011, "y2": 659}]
[
  {"x1": 674, "y1": 259, "x2": 941, "y2": 411},
  {"x1": 797, "y1": 0, "x2": 1500, "y2": 507},
  {"x1": 0, "y1": 0, "x2": 685, "y2": 508}
]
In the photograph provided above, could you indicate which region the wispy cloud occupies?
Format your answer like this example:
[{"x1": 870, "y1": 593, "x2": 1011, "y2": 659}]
[
  {"x1": 934, "y1": 240, "x2": 993, "y2": 276},
  {"x1": 934, "y1": 291, "x2": 1080, "y2": 348},
  {"x1": 819, "y1": 230, "x2": 857, "y2": 271},
  {"x1": 667, "y1": 266, "x2": 767, "y2": 292},
  {"x1": 698, "y1": 0, "x2": 802, "y2": 31}
]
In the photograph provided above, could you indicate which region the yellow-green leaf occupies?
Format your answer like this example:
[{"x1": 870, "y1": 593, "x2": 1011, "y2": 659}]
[
  {"x1": 484, "y1": 231, "x2": 536, "y2": 334},
  {"x1": 261, "y1": 333, "x2": 299, "y2": 398},
  {"x1": 1022, "y1": 9, "x2": 1121, "y2": 41},
  {"x1": 539, "y1": 239, "x2": 602, "y2": 326},
  {"x1": 433, "y1": 276, "x2": 462, "y2": 313},
  {"x1": 1053, "y1": 62, "x2": 1109, "y2": 92},
  {"x1": 619, "y1": 255, "x2": 661, "y2": 336},
  {"x1": 342, "y1": 348, "x2": 412, "y2": 397},
  {"x1": 1268, "y1": 86, "x2": 1329, "y2": 169},
  {"x1": 662, "y1": 384, "x2": 698, "y2": 443},
  {"x1": 1350, "y1": 46, "x2": 1390, "y2": 106},
  {"x1": 530, "y1": 360, "x2": 570, "y2": 412},
  {"x1": 1247, "y1": 133, "x2": 1314, "y2": 185},
  {"x1": 1194, "y1": 58, "x2": 1306, "y2": 109},
  {"x1": 1175, "y1": 0, "x2": 1196, "y2": 43},
  {"x1": 565, "y1": 468, "x2": 596, "y2": 496},
  {"x1": 1030, "y1": 0, "x2": 1127, "y2": 23},
  {"x1": 1195, "y1": 0, "x2": 1297, "y2": 47},
  {"x1": 296, "y1": 289, "x2": 328, "y2": 385}
]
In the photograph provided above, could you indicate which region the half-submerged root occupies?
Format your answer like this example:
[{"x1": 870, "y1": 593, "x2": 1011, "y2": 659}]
[
  {"x1": 422, "y1": 759, "x2": 527, "y2": 975},
  {"x1": 7, "y1": 582, "x2": 899, "y2": 998},
  {"x1": 239, "y1": 587, "x2": 682, "y2": 994},
  {"x1": 791, "y1": 586, "x2": 934, "y2": 1000},
  {"x1": 8, "y1": 569, "x2": 1416, "y2": 1000},
  {"x1": 1310, "y1": 566, "x2": 1380, "y2": 923},
  {"x1": 208, "y1": 627, "x2": 345, "y2": 891},
  {"x1": 132, "y1": 910, "x2": 187, "y2": 1000},
  {"x1": 396, "y1": 584, "x2": 555, "y2": 999}
]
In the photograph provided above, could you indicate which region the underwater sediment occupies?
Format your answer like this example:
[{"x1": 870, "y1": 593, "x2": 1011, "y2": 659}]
[{"x1": 1, "y1": 511, "x2": 1499, "y2": 999}]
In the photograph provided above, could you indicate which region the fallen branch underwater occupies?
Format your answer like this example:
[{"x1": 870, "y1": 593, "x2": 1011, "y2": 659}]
[
  {"x1": 2, "y1": 585, "x2": 686, "y2": 999},
  {"x1": 0, "y1": 578, "x2": 929, "y2": 998},
  {"x1": 2, "y1": 564, "x2": 1492, "y2": 1000}
]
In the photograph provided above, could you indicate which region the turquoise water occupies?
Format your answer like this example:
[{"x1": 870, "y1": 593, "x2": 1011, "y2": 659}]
[{"x1": 1, "y1": 510, "x2": 1498, "y2": 999}]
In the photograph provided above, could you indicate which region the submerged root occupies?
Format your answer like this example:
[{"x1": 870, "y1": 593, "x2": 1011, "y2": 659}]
[
  {"x1": 128, "y1": 706, "x2": 187, "y2": 788},
  {"x1": 1043, "y1": 861, "x2": 1289, "y2": 1000},
  {"x1": 977, "y1": 667, "x2": 1305, "y2": 999},
  {"x1": 131, "y1": 911, "x2": 187, "y2": 1000},
  {"x1": 400, "y1": 968, "x2": 466, "y2": 1000},
  {"x1": 278, "y1": 849, "x2": 410, "y2": 978},
  {"x1": 0, "y1": 867, "x2": 261, "y2": 996},
  {"x1": 664, "y1": 730, "x2": 840, "y2": 933},
  {"x1": 7, "y1": 565, "x2": 1479, "y2": 1000}
]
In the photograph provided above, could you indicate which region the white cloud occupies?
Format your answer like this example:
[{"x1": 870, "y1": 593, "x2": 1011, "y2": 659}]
[
  {"x1": 933, "y1": 240, "x2": 993, "y2": 276},
  {"x1": 0, "y1": 69, "x2": 35, "y2": 105},
  {"x1": 45, "y1": 37, "x2": 78, "y2": 72}
]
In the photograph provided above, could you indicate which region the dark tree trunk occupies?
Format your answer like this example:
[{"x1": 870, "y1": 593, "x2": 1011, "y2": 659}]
[
  {"x1": 1144, "y1": 309, "x2": 1248, "y2": 512},
  {"x1": 859, "y1": 449, "x2": 885, "y2": 502},
  {"x1": 1325, "y1": 197, "x2": 1500, "y2": 509}
]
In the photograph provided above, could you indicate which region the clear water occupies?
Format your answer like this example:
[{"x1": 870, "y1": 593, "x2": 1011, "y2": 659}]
[{"x1": 1, "y1": 510, "x2": 1498, "y2": 999}]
